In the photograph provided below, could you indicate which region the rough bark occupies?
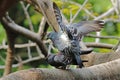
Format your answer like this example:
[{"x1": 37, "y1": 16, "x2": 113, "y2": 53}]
[
  {"x1": 3, "y1": 39, "x2": 15, "y2": 76},
  {"x1": 1, "y1": 58, "x2": 120, "y2": 80},
  {"x1": 2, "y1": 20, "x2": 17, "y2": 75},
  {"x1": 82, "y1": 52, "x2": 120, "y2": 67},
  {"x1": 0, "y1": 51, "x2": 119, "y2": 70}
]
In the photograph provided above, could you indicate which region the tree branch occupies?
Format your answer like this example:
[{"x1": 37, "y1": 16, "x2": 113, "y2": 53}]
[
  {"x1": 70, "y1": 0, "x2": 88, "y2": 23},
  {"x1": 68, "y1": 1, "x2": 96, "y2": 18},
  {"x1": 1, "y1": 58, "x2": 120, "y2": 80},
  {"x1": 30, "y1": 0, "x2": 60, "y2": 32},
  {"x1": 2, "y1": 21, "x2": 17, "y2": 75},
  {"x1": 0, "y1": 51, "x2": 120, "y2": 70},
  {"x1": 0, "y1": 56, "x2": 44, "y2": 70},
  {"x1": 94, "y1": 7, "x2": 115, "y2": 20},
  {"x1": 0, "y1": 42, "x2": 114, "y2": 50},
  {"x1": 20, "y1": 1, "x2": 34, "y2": 31},
  {"x1": 85, "y1": 42, "x2": 114, "y2": 49},
  {"x1": 82, "y1": 52, "x2": 120, "y2": 67},
  {"x1": 1, "y1": 15, "x2": 48, "y2": 57},
  {"x1": 86, "y1": 34, "x2": 120, "y2": 40}
]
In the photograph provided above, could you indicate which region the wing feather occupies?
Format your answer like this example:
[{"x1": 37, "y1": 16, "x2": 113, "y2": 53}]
[
  {"x1": 68, "y1": 20, "x2": 104, "y2": 40},
  {"x1": 53, "y1": 2, "x2": 66, "y2": 31}
]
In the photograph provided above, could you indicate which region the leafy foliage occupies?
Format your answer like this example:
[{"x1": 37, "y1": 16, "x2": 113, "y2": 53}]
[{"x1": 0, "y1": 0, "x2": 120, "y2": 76}]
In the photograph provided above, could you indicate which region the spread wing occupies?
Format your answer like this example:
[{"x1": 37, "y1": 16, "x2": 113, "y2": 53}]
[
  {"x1": 53, "y1": 3, "x2": 104, "y2": 41},
  {"x1": 67, "y1": 20, "x2": 104, "y2": 40},
  {"x1": 53, "y1": 2, "x2": 74, "y2": 40},
  {"x1": 53, "y1": 2, "x2": 66, "y2": 31}
]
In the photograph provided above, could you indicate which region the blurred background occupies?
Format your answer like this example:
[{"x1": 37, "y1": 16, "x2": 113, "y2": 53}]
[{"x1": 0, "y1": 0, "x2": 120, "y2": 77}]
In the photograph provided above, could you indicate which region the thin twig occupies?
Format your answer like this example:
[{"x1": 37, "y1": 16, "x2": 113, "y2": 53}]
[
  {"x1": 14, "y1": 55, "x2": 23, "y2": 70},
  {"x1": 0, "y1": 55, "x2": 5, "y2": 62},
  {"x1": 94, "y1": 7, "x2": 115, "y2": 20},
  {"x1": 48, "y1": 43, "x2": 52, "y2": 55},
  {"x1": 0, "y1": 56, "x2": 44, "y2": 70},
  {"x1": 70, "y1": 0, "x2": 88, "y2": 23},
  {"x1": 85, "y1": 42, "x2": 114, "y2": 49},
  {"x1": 110, "y1": 0, "x2": 120, "y2": 18},
  {"x1": 38, "y1": 17, "x2": 46, "y2": 35},
  {"x1": 113, "y1": 39, "x2": 120, "y2": 51},
  {"x1": 68, "y1": 1, "x2": 96, "y2": 18},
  {"x1": 20, "y1": 1, "x2": 34, "y2": 31},
  {"x1": 27, "y1": 41, "x2": 32, "y2": 59},
  {"x1": 86, "y1": 34, "x2": 120, "y2": 40},
  {"x1": 2, "y1": 15, "x2": 48, "y2": 57},
  {"x1": 0, "y1": 41, "x2": 115, "y2": 50}
]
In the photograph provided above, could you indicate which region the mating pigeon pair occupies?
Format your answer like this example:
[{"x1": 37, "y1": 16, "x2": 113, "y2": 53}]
[{"x1": 47, "y1": 2, "x2": 104, "y2": 69}]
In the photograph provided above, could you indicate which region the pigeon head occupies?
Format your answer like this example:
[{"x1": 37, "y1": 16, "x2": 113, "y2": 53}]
[{"x1": 47, "y1": 32, "x2": 57, "y2": 40}]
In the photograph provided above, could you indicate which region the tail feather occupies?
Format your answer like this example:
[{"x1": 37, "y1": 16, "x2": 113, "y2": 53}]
[
  {"x1": 80, "y1": 48, "x2": 93, "y2": 55},
  {"x1": 74, "y1": 53, "x2": 84, "y2": 68}
]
